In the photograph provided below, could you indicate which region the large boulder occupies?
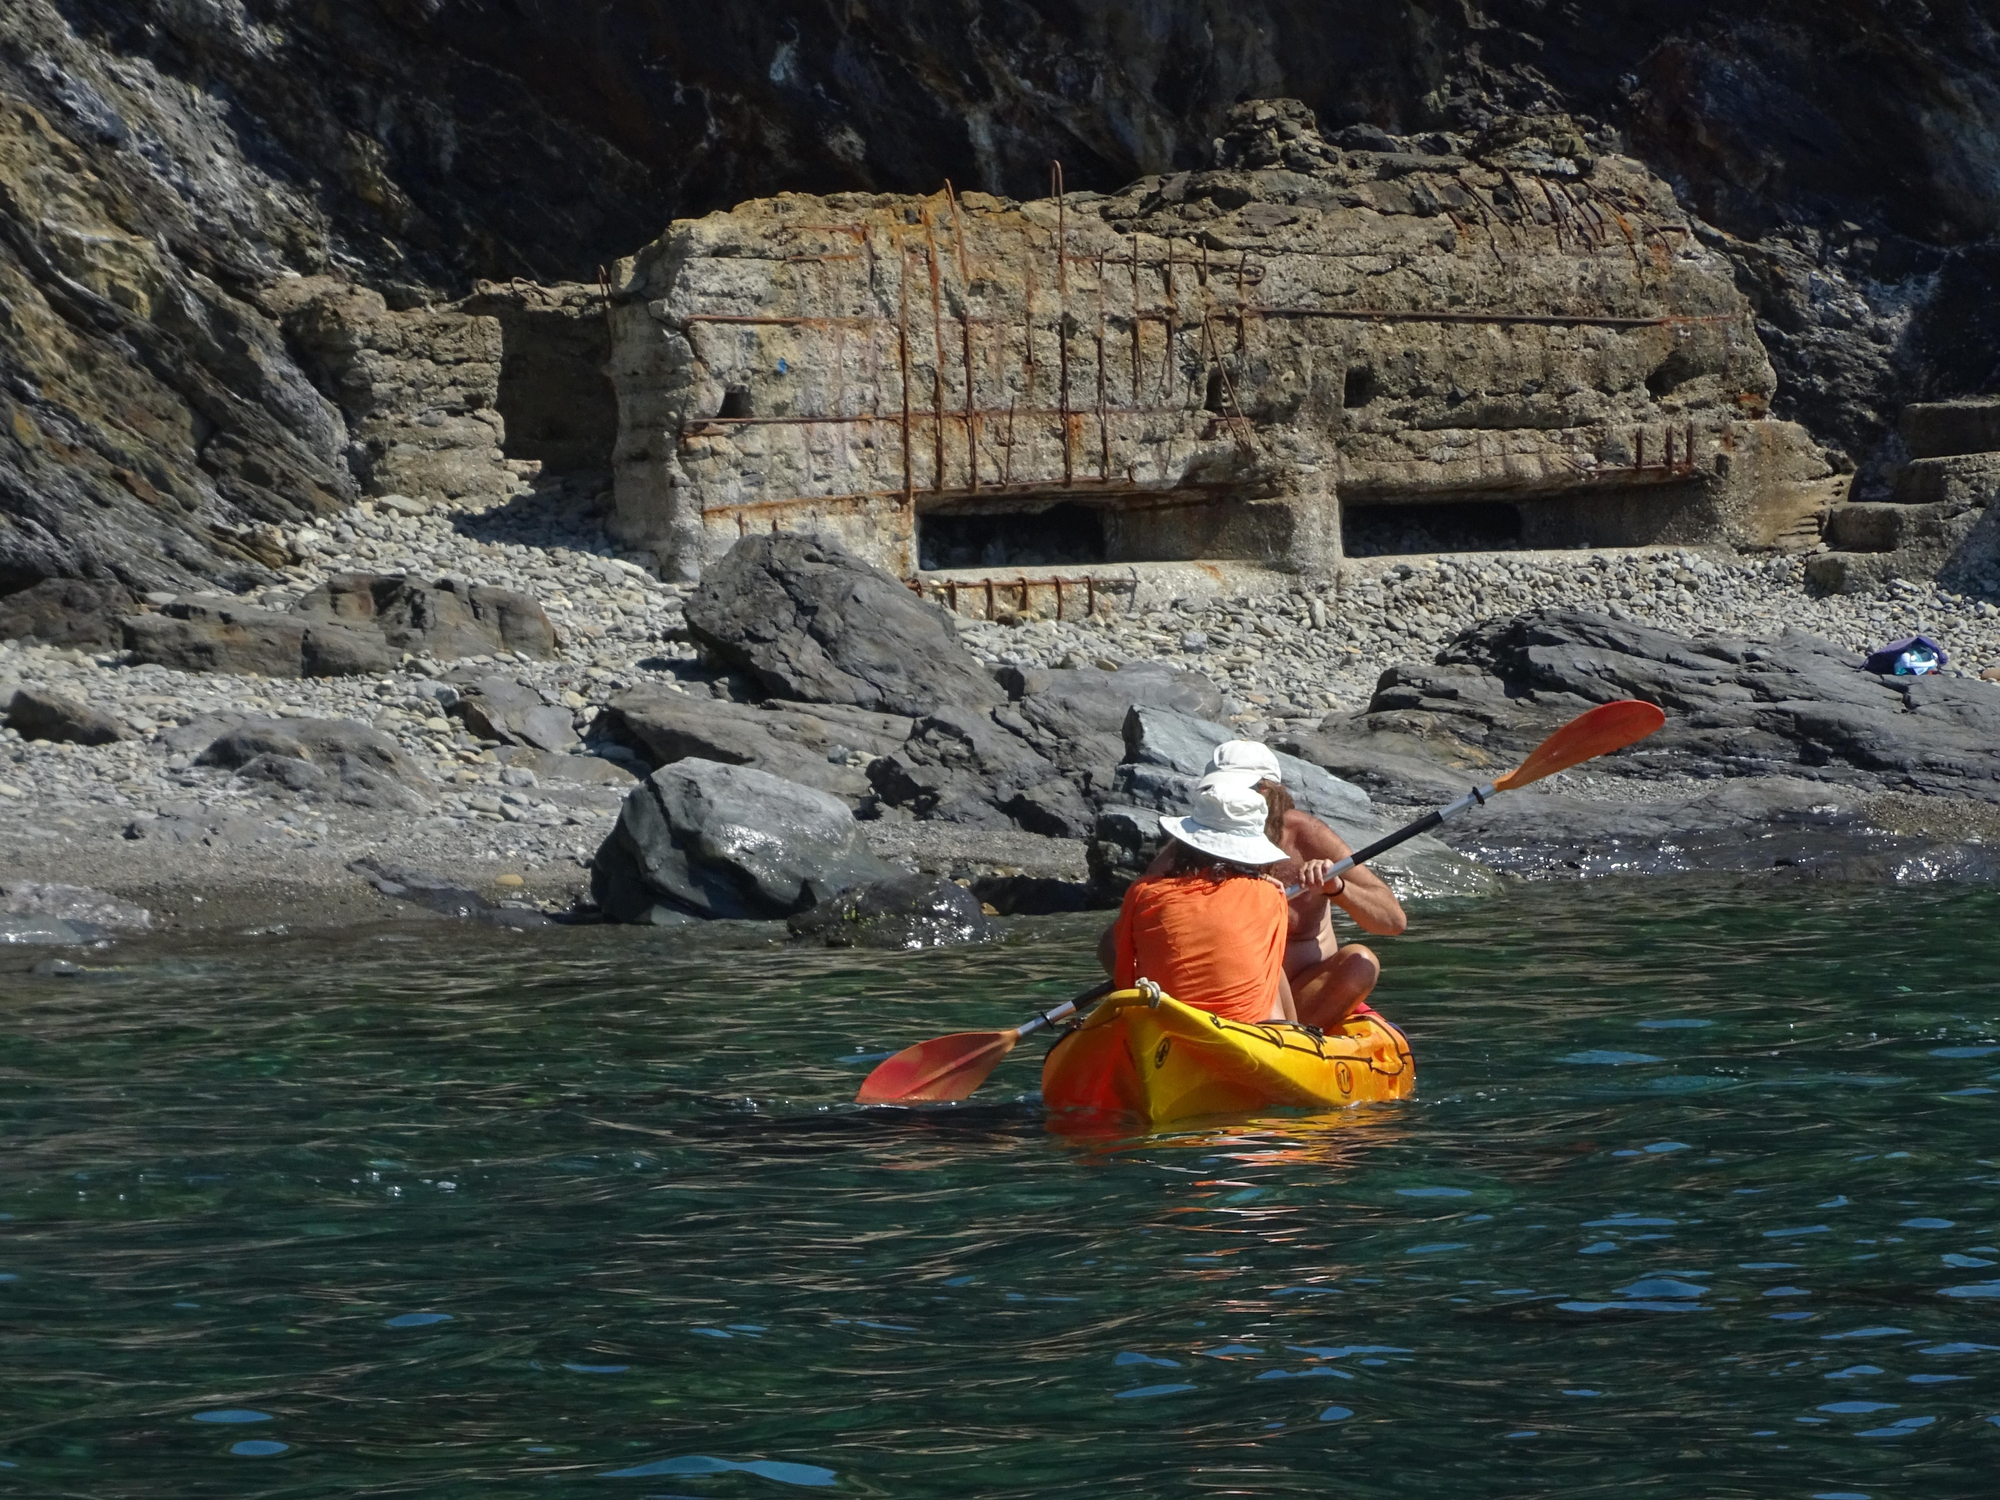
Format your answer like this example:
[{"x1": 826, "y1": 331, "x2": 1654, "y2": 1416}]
[
  {"x1": 686, "y1": 534, "x2": 1002, "y2": 716},
  {"x1": 1000, "y1": 661, "x2": 1227, "y2": 780},
  {"x1": 0, "y1": 578, "x2": 137, "y2": 648},
  {"x1": 5, "y1": 687, "x2": 129, "y2": 746},
  {"x1": 591, "y1": 757, "x2": 900, "y2": 922},
  {"x1": 194, "y1": 716, "x2": 431, "y2": 811},
  {"x1": 449, "y1": 674, "x2": 580, "y2": 752},
  {"x1": 122, "y1": 601, "x2": 393, "y2": 678},
  {"x1": 597, "y1": 686, "x2": 912, "y2": 803},
  {"x1": 1121, "y1": 704, "x2": 1376, "y2": 825},
  {"x1": 866, "y1": 706, "x2": 1079, "y2": 831},
  {"x1": 294, "y1": 573, "x2": 557, "y2": 660}
]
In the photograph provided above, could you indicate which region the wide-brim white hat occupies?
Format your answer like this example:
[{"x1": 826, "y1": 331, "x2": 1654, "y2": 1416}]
[
  {"x1": 1159, "y1": 771, "x2": 1288, "y2": 866},
  {"x1": 1205, "y1": 738, "x2": 1283, "y2": 785}
]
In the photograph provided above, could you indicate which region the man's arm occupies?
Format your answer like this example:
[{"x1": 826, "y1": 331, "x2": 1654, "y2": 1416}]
[{"x1": 1286, "y1": 810, "x2": 1407, "y2": 936}]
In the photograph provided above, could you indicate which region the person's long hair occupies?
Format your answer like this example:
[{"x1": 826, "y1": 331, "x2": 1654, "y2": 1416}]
[
  {"x1": 1256, "y1": 779, "x2": 1295, "y2": 845},
  {"x1": 1162, "y1": 837, "x2": 1265, "y2": 880}
]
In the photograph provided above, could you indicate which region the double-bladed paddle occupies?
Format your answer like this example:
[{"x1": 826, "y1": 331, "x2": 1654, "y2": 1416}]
[{"x1": 853, "y1": 698, "x2": 1666, "y2": 1106}]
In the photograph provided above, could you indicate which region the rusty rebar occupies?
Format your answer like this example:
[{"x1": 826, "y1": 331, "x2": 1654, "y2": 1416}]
[
  {"x1": 898, "y1": 250, "x2": 913, "y2": 502},
  {"x1": 1054, "y1": 160, "x2": 1072, "y2": 486},
  {"x1": 924, "y1": 207, "x2": 949, "y2": 491}
]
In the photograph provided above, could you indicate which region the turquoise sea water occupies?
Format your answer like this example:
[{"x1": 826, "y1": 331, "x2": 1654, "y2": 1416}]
[{"x1": 3, "y1": 880, "x2": 1999, "y2": 1498}]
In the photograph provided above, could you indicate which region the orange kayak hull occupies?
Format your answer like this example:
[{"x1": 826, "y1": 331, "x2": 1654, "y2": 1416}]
[{"x1": 1040, "y1": 989, "x2": 1415, "y2": 1127}]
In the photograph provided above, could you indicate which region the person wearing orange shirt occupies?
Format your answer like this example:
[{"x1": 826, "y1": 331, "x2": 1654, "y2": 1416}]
[{"x1": 1102, "y1": 773, "x2": 1297, "y2": 1024}]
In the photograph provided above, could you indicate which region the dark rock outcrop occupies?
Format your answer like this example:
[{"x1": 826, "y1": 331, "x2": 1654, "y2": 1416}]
[
  {"x1": 121, "y1": 575, "x2": 555, "y2": 678},
  {"x1": 1305, "y1": 609, "x2": 2000, "y2": 802},
  {"x1": 5, "y1": 686, "x2": 129, "y2": 746},
  {"x1": 591, "y1": 757, "x2": 899, "y2": 923},
  {"x1": 293, "y1": 574, "x2": 557, "y2": 661},
  {"x1": 0, "y1": 578, "x2": 137, "y2": 648},
  {"x1": 1001, "y1": 662, "x2": 1227, "y2": 781},
  {"x1": 786, "y1": 874, "x2": 998, "y2": 949},
  {"x1": 867, "y1": 706, "x2": 1076, "y2": 833},
  {"x1": 596, "y1": 685, "x2": 911, "y2": 804},
  {"x1": 686, "y1": 535, "x2": 1003, "y2": 717},
  {"x1": 122, "y1": 600, "x2": 390, "y2": 678},
  {"x1": 1284, "y1": 608, "x2": 2000, "y2": 879}
]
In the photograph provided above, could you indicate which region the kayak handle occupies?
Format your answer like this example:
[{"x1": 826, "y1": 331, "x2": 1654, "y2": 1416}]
[{"x1": 1284, "y1": 781, "x2": 1496, "y2": 896}]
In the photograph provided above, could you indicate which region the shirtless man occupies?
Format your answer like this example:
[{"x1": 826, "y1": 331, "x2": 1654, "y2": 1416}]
[{"x1": 1206, "y1": 740, "x2": 1406, "y2": 1029}]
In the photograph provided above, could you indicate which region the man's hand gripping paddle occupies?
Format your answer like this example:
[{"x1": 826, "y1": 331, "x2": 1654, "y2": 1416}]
[{"x1": 853, "y1": 698, "x2": 1666, "y2": 1106}]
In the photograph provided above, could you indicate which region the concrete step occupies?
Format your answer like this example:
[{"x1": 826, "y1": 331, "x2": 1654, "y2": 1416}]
[
  {"x1": 1824, "y1": 500, "x2": 1958, "y2": 553},
  {"x1": 1902, "y1": 398, "x2": 2000, "y2": 459},
  {"x1": 1804, "y1": 551, "x2": 1898, "y2": 594},
  {"x1": 1892, "y1": 451, "x2": 2000, "y2": 507}
]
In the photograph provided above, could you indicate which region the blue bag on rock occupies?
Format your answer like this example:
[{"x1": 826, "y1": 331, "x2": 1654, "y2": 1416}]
[{"x1": 1864, "y1": 634, "x2": 1948, "y2": 675}]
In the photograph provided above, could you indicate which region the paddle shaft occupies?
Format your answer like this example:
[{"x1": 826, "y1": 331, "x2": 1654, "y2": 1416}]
[
  {"x1": 1016, "y1": 981, "x2": 1113, "y2": 1041},
  {"x1": 1285, "y1": 782, "x2": 1495, "y2": 895}
]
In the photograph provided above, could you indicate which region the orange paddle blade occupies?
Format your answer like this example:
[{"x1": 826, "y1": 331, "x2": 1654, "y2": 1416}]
[
  {"x1": 1493, "y1": 699, "x2": 1665, "y2": 792},
  {"x1": 855, "y1": 1029, "x2": 1022, "y2": 1104}
]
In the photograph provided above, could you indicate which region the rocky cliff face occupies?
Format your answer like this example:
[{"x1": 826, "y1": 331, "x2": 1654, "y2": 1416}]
[{"x1": 5, "y1": 0, "x2": 2000, "y2": 594}]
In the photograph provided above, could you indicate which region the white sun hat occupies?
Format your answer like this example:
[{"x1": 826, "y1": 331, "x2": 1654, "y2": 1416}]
[
  {"x1": 1159, "y1": 771, "x2": 1289, "y2": 867},
  {"x1": 1205, "y1": 738, "x2": 1283, "y2": 785}
]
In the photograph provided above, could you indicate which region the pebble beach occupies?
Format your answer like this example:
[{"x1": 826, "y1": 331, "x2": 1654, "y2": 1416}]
[{"x1": 5, "y1": 472, "x2": 2000, "y2": 931}]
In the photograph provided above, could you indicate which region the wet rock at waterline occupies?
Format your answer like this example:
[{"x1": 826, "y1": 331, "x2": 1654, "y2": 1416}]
[
  {"x1": 686, "y1": 535, "x2": 1003, "y2": 717},
  {"x1": 787, "y1": 873, "x2": 998, "y2": 949},
  {"x1": 350, "y1": 858, "x2": 552, "y2": 929},
  {"x1": 0, "y1": 882, "x2": 151, "y2": 945},
  {"x1": 591, "y1": 757, "x2": 899, "y2": 923}
]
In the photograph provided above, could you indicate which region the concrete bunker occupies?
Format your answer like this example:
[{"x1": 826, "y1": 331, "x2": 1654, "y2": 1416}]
[{"x1": 599, "y1": 102, "x2": 1838, "y2": 597}]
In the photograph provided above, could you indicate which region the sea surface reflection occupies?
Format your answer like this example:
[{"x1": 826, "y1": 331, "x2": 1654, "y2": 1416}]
[{"x1": 2, "y1": 878, "x2": 1998, "y2": 1496}]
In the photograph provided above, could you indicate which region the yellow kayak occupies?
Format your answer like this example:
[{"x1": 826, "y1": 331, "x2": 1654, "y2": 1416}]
[{"x1": 1040, "y1": 985, "x2": 1415, "y2": 1127}]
